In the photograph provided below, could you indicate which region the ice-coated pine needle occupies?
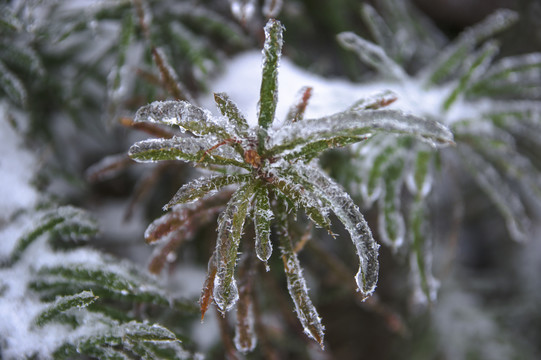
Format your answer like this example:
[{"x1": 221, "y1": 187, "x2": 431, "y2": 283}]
[
  {"x1": 284, "y1": 86, "x2": 313, "y2": 124},
  {"x1": 263, "y1": 0, "x2": 283, "y2": 18},
  {"x1": 267, "y1": 109, "x2": 454, "y2": 157},
  {"x1": 253, "y1": 184, "x2": 273, "y2": 265},
  {"x1": 459, "y1": 145, "x2": 530, "y2": 242},
  {"x1": 234, "y1": 254, "x2": 257, "y2": 353},
  {"x1": 443, "y1": 41, "x2": 499, "y2": 110},
  {"x1": 378, "y1": 158, "x2": 406, "y2": 249},
  {"x1": 360, "y1": 3, "x2": 396, "y2": 60},
  {"x1": 213, "y1": 182, "x2": 255, "y2": 313},
  {"x1": 424, "y1": 9, "x2": 518, "y2": 85},
  {"x1": 347, "y1": 90, "x2": 397, "y2": 111},
  {"x1": 468, "y1": 52, "x2": 541, "y2": 98},
  {"x1": 164, "y1": 174, "x2": 252, "y2": 209},
  {"x1": 0, "y1": 59, "x2": 27, "y2": 105},
  {"x1": 296, "y1": 164, "x2": 380, "y2": 299},
  {"x1": 34, "y1": 291, "x2": 99, "y2": 327},
  {"x1": 406, "y1": 150, "x2": 433, "y2": 197},
  {"x1": 134, "y1": 100, "x2": 234, "y2": 139},
  {"x1": 214, "y1": 92, "x2": 249, "y2": 136},
  {"x1": 151, "y1": 46, "x2": 194, "y2": 103},
  {"x1": 128, "y1": 136, "x2": 247, "y2": 168},
  {"x1": 269, "y1": 172, "x2": 332, "y2": 232},
  {"x1": 258, "y1": 18, "x2": 284, "y2": 150},
  {"x1": 276, "y1": 200, "x2": 325, "y2": 348},
  {"x1": 337, "y1": 32, "x2": 407, "y2": 81},
  {"x1": 10, "y1": 206, "x2": 98, "y2": 264},
  {"x1": 362, "y1": 140, "x2": 397, "y2": 205},
  {"x1": 408, "y1": 199, "x2": 438, "y2": 305},
  {"x1": 229, "y1": 0, "x2": 256, "y2": 23}
]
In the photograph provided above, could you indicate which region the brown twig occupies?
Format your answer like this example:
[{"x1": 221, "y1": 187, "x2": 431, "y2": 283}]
[
  {"x1": 200, "y1": 252, "x2": 217, "y2": 322},
  {"x1": 120, "y1": 116, "x2": 175, "y2": 139},
  {"x1": 85, "y1": 153, "x2": 134, "y2": 183}
]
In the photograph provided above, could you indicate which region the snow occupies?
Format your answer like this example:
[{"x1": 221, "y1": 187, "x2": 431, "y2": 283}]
[
  {"x1": 0, "y1": 223, "x2": 104, "y2": 359},
  {"x1": 202, "y1": 50, "x2": 486, "y2": 133},
  {"x1": 202, "y1": 51, "x2": 392, "y2": 127},
  {"x1": 229, "y1": 0, "x2": 256, "y2": 22},
  {"x1": 0, "y1": 212, "x2": 178, "y2": 359},
  {"x1": 0, "y1": 103, "x2": 40, "y2": 220}
]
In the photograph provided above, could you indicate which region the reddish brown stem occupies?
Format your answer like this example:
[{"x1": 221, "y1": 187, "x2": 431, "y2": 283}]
[{"x1": 120, "y1": 117, "x2": 175, "y2": 139}]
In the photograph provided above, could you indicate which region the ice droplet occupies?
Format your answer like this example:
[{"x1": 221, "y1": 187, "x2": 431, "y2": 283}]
[
  {"x1": 212, "y1": 276, "x2": 239, "y2": 314},
  {"x1": 253, "y1": 186, "x2": 273, "y2": 264}
]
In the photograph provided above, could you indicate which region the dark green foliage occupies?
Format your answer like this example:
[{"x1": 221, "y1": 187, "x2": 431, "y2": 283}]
[
  {"x1": 52, "y1": 321, "x2": 196, "y2": 360},
  {"x1": 34, "y1": 290, "x2": 99, "y2": 327},
  {"x1": 8, "y1": 206, "x2": 98, "y2": 264},
  {"x1": 339, "y1": 0, "x2": 541, "y2": 305},
  {"x1": 0, "y1": 206, "x2": 199, "y2": 359}
]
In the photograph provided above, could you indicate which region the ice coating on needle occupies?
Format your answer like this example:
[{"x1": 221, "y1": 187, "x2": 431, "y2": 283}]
[
  {"x1": 337, "y1": 32, "x2": 407, "y2": 81},
  {"x1": 128, "y1": 136, "x2": 245, "y2": 168},
  {"x1": 253, "y1": 185, "x2": 273, "y2": 265},
  {"x1": 377, "y1": 158, "x2": 406, "y2": 249},
  {"x1": 275, "y1": 200, "x2": 325, "y2": 348},
  {"x1": 234, "y1": 298, "x2": 256, "y2": 353},
  {"x1": 296, "y1": 164, "x2": 380, "y2": 298},
  {"x1": 134, "y1": 100, "x2": 236, "y2": 139},
  {"x1": 267, "y1": 109, "x2": 454, "y2": 157},
  {"x1": 257, "y1": 18, "x2": 283, "y2": 139},
  {"x1": 213, "y1": 183, "x2": 255, "y2": 313},
  {"x1": 164, "y1": 174, "x2": 251, "y2": 210}
]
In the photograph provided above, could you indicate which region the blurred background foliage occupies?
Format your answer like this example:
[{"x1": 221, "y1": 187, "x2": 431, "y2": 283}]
[{"x1": 1, "y1": 0, "x2": 541, "y2": 359}]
